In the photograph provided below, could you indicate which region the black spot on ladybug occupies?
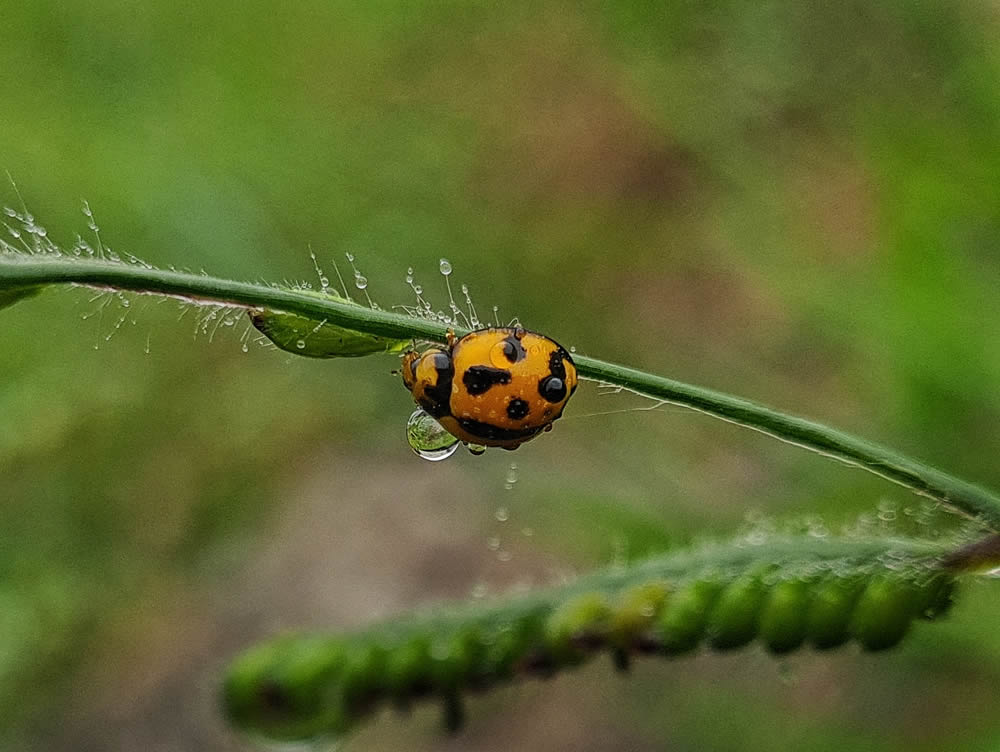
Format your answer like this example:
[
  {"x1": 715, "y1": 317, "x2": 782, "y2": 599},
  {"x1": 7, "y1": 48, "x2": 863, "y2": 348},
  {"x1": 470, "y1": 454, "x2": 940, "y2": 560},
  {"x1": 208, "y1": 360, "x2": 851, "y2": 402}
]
[
  {"x1": 421, "y1": 351, "x2": 454, "y2": 418},
  {"x1": 463, "y1": 365, "x2": 511, "y2": 395},
  {"x1": 457, "y1": 417, "x2": 542, "y2": 442},
  {"x1": 506, "y1": 398, "x2": 530, "y2": 420},
  {"x1": 500, "y1": 335, "x2": 526, "y2": 363},
  {"x1": 548, "y1": 349, "x2": 568, "y2": 380},
  {"x1": 539, "y1": 375, "x2": 567, "y2": 403},
  {"x1": 431, "y1": 352, "x2": 451, "y2": 372}
]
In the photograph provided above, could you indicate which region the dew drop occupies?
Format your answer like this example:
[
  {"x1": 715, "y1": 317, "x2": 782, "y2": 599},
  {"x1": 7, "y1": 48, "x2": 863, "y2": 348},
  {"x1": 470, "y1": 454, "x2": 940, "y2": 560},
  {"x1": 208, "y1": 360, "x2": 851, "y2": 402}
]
[
  {"x1": 413, "y1": 285, "x2": 423, "y2": 295},
  {"x1": 569, "y1": 345, "x2": 577, "y2": 353},
  {"x1": 295, "y1": 339, "x2": 306, "y2": 349},
  {"x1": 345, "y1": 252, "x2": 355, "y2": 263},
  {"x1": 467, "y1": 443, "x2": 486, "y2": 456},
  {"x1": 439, "y1": 258, "x2": 452, "y2": 276},
  {"x1": 3, "y1": 207, "x2": 16, "y2": 218},
  {"x1": 406, "y1": 407, "x2": 460, "y2": 461},
  {"x1": 487, "y1": 536, "x2": 501, "y2": 551},
  {"x1": 354, "y1": 274, "x2": 368, "y2": 290},
  {"x1": 495, "y1": 506, "x2": 509, "y2": 522}
]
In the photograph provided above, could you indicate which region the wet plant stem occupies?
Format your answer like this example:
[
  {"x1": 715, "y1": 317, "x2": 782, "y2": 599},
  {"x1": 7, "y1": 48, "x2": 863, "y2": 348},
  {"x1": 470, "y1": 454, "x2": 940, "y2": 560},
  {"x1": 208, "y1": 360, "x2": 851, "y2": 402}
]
[{"x1": 3, "y1": 256, "x2": 1000, "y2": 529}]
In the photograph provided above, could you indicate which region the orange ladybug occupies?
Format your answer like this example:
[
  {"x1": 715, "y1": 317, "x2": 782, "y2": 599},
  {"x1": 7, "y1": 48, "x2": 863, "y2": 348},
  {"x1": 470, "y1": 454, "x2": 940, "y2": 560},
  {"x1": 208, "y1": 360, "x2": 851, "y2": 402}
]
[{"x1": 402, "y1": 327, "x2": 577, "y2": 450}]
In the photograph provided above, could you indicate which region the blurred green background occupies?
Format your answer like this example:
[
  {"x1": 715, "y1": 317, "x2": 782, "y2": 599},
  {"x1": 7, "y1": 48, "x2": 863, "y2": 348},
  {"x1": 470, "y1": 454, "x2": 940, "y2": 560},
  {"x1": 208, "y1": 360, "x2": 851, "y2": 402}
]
[{"x1": 3, "y1": 1, "x2": 1000, "y2": 749}]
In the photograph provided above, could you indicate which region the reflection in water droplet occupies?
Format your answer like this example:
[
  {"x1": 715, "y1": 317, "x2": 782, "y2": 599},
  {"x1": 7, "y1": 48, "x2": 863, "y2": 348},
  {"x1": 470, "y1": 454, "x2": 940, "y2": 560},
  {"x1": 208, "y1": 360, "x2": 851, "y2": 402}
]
[
  {"x1": 467, "y1": 443, "x2": 486, "y2": 456},
  {"x1": 406, "y1": 407, "x2": 460, "y2": 461},
  {"x1": 495, "y1": 506, "x2": 509, "y2": 522},
  {"x1": 354, "y1": 274, "x2": 368, "y2": 290},
  {"x1": 439, "y1": 258, "x2": 452, "y2": 276}
]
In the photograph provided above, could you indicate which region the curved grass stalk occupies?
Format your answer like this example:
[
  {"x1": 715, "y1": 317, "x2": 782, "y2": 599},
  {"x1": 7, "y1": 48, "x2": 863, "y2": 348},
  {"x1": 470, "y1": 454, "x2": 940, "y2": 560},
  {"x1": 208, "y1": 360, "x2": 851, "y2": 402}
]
[
  {"x1": 2, "y1": 255, "x2": 1000, "y2": 528},
  {"x1": 3, "y1": 255, "x2": 999, "y2": 529}
]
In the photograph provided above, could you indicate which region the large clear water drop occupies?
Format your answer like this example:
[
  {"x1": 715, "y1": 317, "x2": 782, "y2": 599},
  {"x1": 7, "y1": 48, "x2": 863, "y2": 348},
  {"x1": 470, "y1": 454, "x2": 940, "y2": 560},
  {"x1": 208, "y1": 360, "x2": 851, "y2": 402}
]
[{"x1": 406, "y1": 407, "x2": 459, "y2": 461}]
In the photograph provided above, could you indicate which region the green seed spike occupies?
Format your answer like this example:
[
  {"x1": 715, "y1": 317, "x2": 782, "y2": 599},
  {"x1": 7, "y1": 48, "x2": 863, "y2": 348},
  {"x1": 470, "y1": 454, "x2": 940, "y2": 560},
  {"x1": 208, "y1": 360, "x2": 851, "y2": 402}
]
[
  {"x1": 805, "y1": 576, "x2": 865, "y2": 650},
  {"x1": 706, "y1": 570, "x2": 768, "y2": 650},
  {"x1": 222, "y1": 534, "x2": 966, "y2": 743},
  {"x1": 656, "y1": 578, "x2": 725, "y2": 654},
  {"x1": 759, "y1": 579, "x2": 812, "y2": 654}
]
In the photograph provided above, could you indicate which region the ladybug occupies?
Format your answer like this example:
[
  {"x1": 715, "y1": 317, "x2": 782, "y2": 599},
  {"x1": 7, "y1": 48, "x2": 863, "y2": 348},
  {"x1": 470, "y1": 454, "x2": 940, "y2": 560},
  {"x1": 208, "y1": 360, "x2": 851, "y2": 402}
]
[{"x1": 402, "y1": 327, "x2": 578, "y2": 450}]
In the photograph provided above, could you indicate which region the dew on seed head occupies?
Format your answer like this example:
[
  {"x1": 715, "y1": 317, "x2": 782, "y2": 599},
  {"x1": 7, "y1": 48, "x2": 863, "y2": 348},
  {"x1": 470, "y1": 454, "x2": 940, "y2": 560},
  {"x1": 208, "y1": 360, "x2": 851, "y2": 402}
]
[
  {"x1": 406, "y1": 407, "x2": 460, "y2": 461},
  {"x1": 354, "y1": 274, "x2": 368, "y2": 290},
  {"x1": 439, "y1": 258, "x2": 452, "y2": 276}
]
